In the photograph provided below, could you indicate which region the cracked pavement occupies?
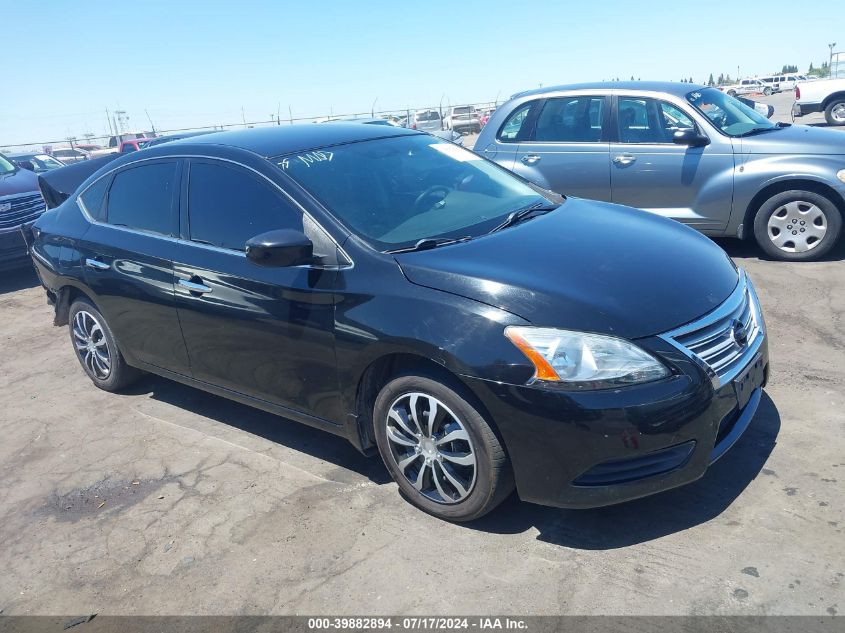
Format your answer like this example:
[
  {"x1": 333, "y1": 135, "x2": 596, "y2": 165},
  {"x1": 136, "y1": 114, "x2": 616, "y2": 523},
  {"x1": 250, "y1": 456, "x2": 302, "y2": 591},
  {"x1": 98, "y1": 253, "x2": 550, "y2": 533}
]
[{"x1": 0, "y1": 238, "x2": 843, "y2": 616}]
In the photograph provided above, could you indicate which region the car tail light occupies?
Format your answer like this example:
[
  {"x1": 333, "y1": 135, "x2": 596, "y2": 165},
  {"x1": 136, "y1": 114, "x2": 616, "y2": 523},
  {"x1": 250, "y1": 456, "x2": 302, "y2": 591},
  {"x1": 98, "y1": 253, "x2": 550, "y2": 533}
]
[{"x1": 795, "y1": 86, "x2": 801, "y2": 99}]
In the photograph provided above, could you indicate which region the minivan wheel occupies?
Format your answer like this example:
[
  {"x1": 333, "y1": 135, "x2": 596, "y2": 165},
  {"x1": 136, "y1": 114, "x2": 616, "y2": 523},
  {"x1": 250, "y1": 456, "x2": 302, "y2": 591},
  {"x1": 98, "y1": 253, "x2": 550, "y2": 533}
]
[
  {"x1": 763, "y1": 87, "x2": 772, "y2": 96},
  {"x1": 373, "y1": 374, "x2": 514, "y2": 521},
  {"x1": 752, "y1": 190, "x2": 842, "y2": 261},
  {"x1": 825, "y1": 99, "x2": 845, "y2": 126},
  {"x1": 68, "y1": 298, "x2": 141, "y2": 391}
]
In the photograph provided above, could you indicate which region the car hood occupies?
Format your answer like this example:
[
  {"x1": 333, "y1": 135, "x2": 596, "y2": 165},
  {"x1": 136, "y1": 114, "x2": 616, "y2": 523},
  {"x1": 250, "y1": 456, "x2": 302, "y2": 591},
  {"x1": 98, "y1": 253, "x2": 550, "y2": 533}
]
[
  {"x1": 395, "y1": 199, "x2": 739, "y2": 339},
  {"x1": 0, "y1": 167, "x2": 39, "y2": 198},
  {"x1": 734, "y1": 124, "x2": 845, "y2": 155}
]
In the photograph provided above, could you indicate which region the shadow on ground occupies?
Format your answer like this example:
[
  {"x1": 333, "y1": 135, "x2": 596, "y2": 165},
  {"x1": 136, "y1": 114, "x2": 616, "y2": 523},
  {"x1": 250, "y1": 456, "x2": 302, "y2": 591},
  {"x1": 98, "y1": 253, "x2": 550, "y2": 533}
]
[
  {"x1": 713, "y1": 236, "x2": 845, "y2": 263},
  {"x1": 0, "y1": 265, "x2": 39, "y2": 295},
  {"x1": 125, "y1": 375, "x2": 392, "y2": 485},
  {"x1": 127, "y1": 372, "x2": 779, "y2": 549},
  {"x1": 467, "y1": 392, "x2": 781, "y2": 549}
]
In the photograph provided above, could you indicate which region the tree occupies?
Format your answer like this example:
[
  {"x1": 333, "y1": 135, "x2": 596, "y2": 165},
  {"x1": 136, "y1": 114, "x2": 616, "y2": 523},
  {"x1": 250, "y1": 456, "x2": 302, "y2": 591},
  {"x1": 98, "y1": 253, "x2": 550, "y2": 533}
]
[
  {"x1": 689, "y1": 77, "x2": 694, "y2": 84},
  {"x1": 707, "y1": 73, "x2": 715, "y2": 86},
  {"x1": 809, "y1": 62, "x2": 814, "y2": 72},
  {"x1": 717, "y1": 73, "x2": 725, "y2": 85},
  {"x1": 630, "y1": 75, "x2": 635, "y2": 81}
]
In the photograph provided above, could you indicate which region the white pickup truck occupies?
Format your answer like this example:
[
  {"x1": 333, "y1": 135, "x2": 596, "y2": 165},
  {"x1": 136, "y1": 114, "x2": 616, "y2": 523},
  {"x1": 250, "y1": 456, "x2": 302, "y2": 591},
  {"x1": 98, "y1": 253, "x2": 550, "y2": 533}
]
[{"x1": 792, "y1": 78, "x2": 845, "y2": 126}]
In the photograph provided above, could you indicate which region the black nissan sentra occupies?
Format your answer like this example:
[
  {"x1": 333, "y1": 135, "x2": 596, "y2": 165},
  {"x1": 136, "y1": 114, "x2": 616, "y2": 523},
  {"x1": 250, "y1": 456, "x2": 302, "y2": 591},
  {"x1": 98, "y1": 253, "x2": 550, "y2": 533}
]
[{"x1": 26, "y1": 124, "x2": 769, "y2": 521}]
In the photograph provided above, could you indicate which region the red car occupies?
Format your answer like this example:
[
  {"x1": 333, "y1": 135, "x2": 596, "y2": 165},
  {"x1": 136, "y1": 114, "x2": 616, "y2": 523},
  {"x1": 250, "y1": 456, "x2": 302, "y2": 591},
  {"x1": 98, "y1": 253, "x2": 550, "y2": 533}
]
[{"x1": 119, "y1": 138, "x2": 153, "y2": 153}]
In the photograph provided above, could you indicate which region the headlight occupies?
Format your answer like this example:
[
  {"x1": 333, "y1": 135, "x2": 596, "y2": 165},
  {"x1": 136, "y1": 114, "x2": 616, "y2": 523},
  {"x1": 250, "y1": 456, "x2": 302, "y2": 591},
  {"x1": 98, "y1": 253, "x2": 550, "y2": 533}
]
[
  {"x1": 504, "y1": 326, "x2": 670, "y2": 389},
  {"x1": 836, "y1": 169, "x2": 845, "y2": 184}
]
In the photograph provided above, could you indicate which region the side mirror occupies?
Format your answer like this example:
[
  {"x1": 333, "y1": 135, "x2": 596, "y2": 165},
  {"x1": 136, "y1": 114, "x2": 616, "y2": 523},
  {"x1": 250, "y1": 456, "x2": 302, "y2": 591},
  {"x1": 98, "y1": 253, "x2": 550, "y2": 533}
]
[
  {"x1": 245, "y1": 229, "x2": 313, "y2": 267},
  {"x1": 16, "y1": 160, "x2": 36, "y2": 171},
  {"x1": 672, "y1": 129, "x2": 710, "y2": 147}
]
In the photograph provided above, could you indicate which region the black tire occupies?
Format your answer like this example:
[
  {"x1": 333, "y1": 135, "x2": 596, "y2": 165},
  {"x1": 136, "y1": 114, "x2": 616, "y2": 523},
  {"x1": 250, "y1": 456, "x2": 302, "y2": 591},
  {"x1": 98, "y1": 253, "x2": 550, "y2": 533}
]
[
  {"x1": 824, "y1": 99, "x2": 845, "y2": 126},
  {"x1": 752, "y1": 190, "x2": 842, "y2": 261},
  {"x1": 763, "y1": 87, "x2": 772, "y2": 96},
  {"x1": 68, "y1": 298, "x2": 142, "y2": 391},
  {"x1": 727, "y1": 90, "x2": 737, "y2": 97},
  {"x1": 373, "y1": 373, "x2": 514, "y2": 521}
]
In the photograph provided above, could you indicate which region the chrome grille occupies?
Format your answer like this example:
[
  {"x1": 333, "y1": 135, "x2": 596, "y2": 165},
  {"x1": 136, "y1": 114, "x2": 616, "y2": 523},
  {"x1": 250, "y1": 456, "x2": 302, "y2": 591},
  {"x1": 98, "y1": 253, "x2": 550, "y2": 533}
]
[
  {"x1": 0, "y1": 193, "x2": 46, "y2": 232},
  {"x1": 661, "y1": 272, "x2": 764, "y2": 387}
]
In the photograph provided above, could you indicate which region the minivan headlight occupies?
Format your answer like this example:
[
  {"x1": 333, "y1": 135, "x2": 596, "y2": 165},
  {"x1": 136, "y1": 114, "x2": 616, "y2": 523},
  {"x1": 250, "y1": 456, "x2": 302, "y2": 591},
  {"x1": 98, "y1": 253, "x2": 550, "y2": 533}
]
[{"x1": 504, "y1": 326, "x2": 669, "y2": 389}]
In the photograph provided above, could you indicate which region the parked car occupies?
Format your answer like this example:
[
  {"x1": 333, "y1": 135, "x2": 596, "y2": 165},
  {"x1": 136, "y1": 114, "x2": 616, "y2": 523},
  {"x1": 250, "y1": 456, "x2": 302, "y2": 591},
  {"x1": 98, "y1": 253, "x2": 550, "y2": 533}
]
[
  {"x1": 475, "y1": 81, "x2": 845, "y2": 261},
  {"x1": 119, "y1": 138, "x2": 152, "y2": 153},
  {"x1": 7, "y1": 152, "x2": 66, "y2": 173},
  {"x1": 757, "y1": 76, "x2": 783, "y2": 93},
  {"x1": 719, "y1": 78, "x2": 772, "y2": 97},
  {"x1": 792, "y1": 77, "x2": 845, "y2": 126},
  {"x1": 443, "y1": 106, "x2": 481, "y2": 133},
  {"x1": 411, "y1": 109, "x2": 443, "y2": 132},
  {"x1": 49, "y1": 146, "x2": 92, "y2": 164},
  {"x1": 25, "y1": 124, "x2": 769, "y2": 521},
  {"x1": 0, "y1": 152, "x2": 47, "y2": 270},
  {"x1": 737, "y1": 96, "x2": 775, "y2": 119}
]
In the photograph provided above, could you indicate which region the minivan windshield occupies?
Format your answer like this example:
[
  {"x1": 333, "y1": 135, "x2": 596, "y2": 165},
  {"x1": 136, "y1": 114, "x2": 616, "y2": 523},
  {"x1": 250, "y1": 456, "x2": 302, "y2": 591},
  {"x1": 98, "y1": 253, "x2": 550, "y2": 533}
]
[
  {"x1": 686, "y1": 88, "x2": 776, "y2": 137},
  {"x1": 0, "y1": 154, "x2": 17, "y2": 175},
  {"x1": 277, "y1": 135, "x2": 554, "y2": 251}
]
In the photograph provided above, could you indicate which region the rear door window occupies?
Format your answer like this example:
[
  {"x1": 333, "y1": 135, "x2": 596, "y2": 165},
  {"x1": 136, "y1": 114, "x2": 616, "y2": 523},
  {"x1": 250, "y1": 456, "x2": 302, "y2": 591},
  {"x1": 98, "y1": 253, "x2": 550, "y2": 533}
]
[
  {"x1": 106, "y1": 161, "x2": 178, "y2": 235},
  {"x1": 532, "y1": 96, "x2": 605, "y2": 142},
  {"x1": 497, "y1": 102, "x2": 535, "y2": 142},
  {"x1": 79, "y1": 176, "x2": 111, "y2": 221}
]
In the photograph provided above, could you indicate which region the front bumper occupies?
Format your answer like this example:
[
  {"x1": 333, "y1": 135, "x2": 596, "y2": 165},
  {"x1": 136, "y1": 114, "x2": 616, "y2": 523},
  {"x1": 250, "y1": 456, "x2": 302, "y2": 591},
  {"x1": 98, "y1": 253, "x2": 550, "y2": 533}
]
[
  {"x1": 463, "y1": 334, "x2": 768, "y2": 508},
  {"x1": 0, "y1": 228, "x2": 32, "y2": 271},
  {"x1": 462, "y1": 269, "x2": 770, "y2": 510}
]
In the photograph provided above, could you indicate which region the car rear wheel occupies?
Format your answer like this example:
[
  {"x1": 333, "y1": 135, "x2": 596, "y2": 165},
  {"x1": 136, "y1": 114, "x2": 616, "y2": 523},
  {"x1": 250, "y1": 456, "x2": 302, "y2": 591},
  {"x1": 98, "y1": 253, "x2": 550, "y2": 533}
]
[
  {"x1": 68, "y1": 298, "x2": 142, "y2": 391},
  {"x1": 824, "y1": 99, "x2": 845, "y2": 126},
  {"x1": 752, "y1": 190, "x2": 842, "y2": 261},
  {"x1": 763, "y1": 87, "x2": 772, "y2": 96},
  {"x1": 373, "y1": 373, "x2": 514, "y2": 521},
  {"x1": 727, "y1": 90, "x2": 737, "y2": 97}
]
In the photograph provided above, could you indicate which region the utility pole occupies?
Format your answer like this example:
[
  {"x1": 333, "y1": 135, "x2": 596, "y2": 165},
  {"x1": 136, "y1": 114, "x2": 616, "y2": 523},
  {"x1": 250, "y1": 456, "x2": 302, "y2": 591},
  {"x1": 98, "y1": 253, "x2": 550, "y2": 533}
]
[
  {"x1": 288, "y1": 105, "x2": 293, "y2": 125},
  {"x1": 829, "y1": 42, "x2": 837, "y2": 77},
  {"x1": 371, "y1": 97, "x2": 378, "y2": 118}
]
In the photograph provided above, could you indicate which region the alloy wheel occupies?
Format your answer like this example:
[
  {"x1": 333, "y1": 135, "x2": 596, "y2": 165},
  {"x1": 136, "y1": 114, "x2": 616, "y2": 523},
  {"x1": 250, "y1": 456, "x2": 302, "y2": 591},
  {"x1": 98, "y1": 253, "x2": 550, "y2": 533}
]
[
  {"x1": 72, "y1": 310, "x2": 111, "y2": 379},
  {"x1": 767, "y1": 201, "x2": 827, "y2": 253},
  {"x1": 831, "y1": 103, "x2": 845, "y2": 124},
  {"x1": 384, "y1": 392, "x2": 477, "y2": 504}
]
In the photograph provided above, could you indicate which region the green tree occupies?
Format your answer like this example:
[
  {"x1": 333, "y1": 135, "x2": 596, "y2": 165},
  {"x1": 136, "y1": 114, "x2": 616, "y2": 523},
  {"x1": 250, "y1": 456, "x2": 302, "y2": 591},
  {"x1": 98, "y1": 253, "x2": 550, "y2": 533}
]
[
  {"x1": 717, "y1": 73, "x2": 725, "y2": 85},
  {"x1": 708, "y1": 73, "x2": 715, "y2": 86}
]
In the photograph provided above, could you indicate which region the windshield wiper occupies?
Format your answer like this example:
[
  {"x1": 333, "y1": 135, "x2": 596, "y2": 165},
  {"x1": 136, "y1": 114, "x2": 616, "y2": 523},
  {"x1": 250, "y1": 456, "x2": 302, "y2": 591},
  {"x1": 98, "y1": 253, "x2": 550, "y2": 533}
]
[
  {"x1": 736, "y1": 126, "x2": 777, "y2": 137},
  {"x1": 387, "y1": 235, "x2": 473, "y2": 254},
  {"x1": 487, "y1": 201, "x2": 560, "y2": 234}
]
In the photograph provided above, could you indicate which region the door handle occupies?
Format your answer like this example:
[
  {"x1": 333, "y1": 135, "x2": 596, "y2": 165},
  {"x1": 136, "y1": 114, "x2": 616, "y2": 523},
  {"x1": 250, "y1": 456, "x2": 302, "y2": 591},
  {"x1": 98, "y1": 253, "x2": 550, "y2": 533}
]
[
  {"x1": 85, "y1": 258, "x2": 110, "y2": 271},
  {"x1": 612, "y1": 154, "x2": 637, "y2": 167},
  {"x1": 520, "y1": 154, "x2": 542, "y2": 165},
  {"x1": 177, "y1": 278, "x2": 212, "y2": 295}
]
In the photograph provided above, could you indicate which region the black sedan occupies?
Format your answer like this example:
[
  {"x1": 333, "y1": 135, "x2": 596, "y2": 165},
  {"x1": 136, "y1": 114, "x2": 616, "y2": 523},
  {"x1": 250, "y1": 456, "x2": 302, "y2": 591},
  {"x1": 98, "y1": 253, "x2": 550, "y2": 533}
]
[{"x1": 26, "y1": 124, "x2": 769, "y2": 521}]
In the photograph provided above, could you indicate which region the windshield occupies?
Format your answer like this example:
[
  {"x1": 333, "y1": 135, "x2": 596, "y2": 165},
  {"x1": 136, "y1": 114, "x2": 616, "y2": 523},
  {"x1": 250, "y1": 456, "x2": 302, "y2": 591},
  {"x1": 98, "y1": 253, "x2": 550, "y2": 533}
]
[
  {"x1": 0, "y1": 154, "x2": 17, "y2": 175},
  {"x1": 276, "y1": 135, "x2": 552, "y2": 251},
  {"x1": 686, "y1": 88, "x2": 776, "y2": 137}
]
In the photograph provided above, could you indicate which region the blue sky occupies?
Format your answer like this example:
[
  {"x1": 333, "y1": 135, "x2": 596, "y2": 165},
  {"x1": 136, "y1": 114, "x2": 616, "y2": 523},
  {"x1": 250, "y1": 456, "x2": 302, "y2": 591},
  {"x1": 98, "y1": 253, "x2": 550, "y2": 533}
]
[{"x1": 3, "y1": 0, "x2": 839, "y2": 147}]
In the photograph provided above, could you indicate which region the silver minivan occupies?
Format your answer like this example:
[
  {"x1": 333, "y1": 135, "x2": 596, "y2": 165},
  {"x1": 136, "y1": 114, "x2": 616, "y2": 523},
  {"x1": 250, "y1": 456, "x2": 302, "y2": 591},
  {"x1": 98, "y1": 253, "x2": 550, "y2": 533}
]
[
  {"x1": 412, "y1": 109, "x2": 443, "y2": 132},
  {"x1": 474, "y1": 81, "x2": 845, "y2": 261}
]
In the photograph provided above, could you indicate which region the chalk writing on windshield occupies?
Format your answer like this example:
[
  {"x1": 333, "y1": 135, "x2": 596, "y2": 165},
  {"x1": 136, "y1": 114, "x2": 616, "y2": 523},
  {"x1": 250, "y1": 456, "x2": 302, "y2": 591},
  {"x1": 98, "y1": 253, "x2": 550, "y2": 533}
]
[{"x1": 280, "y1": 151, "x2": 334, "y2": 170}]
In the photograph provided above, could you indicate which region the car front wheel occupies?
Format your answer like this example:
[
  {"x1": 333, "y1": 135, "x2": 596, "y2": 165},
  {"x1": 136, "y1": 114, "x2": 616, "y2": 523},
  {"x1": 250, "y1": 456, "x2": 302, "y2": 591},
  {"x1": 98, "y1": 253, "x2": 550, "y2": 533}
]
[
  {"x1": 763, "y1": 87, "x2": 772, "y2": 96},
  {"x1": 373, "y1": 373, "x2": 514, "y2": 521},
  {"x1": 825, "y1": 99, "x2": 845, "y2": 126},
  {"x1": 752, "y1": 190, "x2": 842, "y2": 261},
  {"x1": 68, "y1": 298, "x2": 142, "y2": 391}
]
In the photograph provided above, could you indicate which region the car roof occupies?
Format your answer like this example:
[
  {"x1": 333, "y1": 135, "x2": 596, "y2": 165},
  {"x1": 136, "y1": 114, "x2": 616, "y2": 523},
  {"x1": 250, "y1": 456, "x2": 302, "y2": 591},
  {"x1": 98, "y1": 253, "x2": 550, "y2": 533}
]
[
  {"x1": 511, "y1": 81, "x2": 705, "y2": 99},
  {"x1": 165, "y1": 123, "x2": 420, "y2": 157}
]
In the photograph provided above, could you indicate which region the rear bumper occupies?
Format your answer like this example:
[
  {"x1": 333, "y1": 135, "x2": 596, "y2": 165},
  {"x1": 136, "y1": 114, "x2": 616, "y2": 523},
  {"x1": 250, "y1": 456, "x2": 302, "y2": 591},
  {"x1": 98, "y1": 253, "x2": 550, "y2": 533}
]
[
  {"x1": 462, "y1": 336, "x2": 769, "y2": 509},
  {"x1": 792, "y1": 102, "x2": 823, "y2": 117}
]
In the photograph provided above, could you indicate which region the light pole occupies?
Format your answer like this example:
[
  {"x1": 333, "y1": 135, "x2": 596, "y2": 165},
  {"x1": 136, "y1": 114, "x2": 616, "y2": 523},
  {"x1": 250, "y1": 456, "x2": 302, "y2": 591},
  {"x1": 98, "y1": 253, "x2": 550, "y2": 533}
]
[
  {"x1": 371, "y1": 97, "x2": 378, "y2": 118},
  {"x1": 829, "y1": 42, "x2": 837, "y2": 77}
]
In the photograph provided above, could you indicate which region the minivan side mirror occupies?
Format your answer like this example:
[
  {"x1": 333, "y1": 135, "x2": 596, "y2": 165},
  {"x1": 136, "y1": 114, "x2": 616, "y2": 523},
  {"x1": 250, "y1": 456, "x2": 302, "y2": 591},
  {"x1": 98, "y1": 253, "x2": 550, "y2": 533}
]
[
  {"x1": 245, "y1": 229, "x2": 313, "y2": 267},
  {"x1": 672, "y1": 129, "x2": 710, "y2": 148}
]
